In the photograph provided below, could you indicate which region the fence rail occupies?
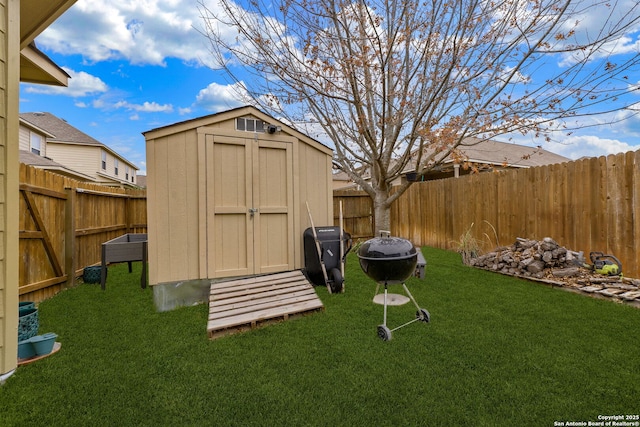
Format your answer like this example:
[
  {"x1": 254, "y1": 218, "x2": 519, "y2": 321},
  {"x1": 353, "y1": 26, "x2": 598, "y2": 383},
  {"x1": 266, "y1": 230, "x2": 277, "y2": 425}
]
[
  {"x1": 19, "y1": 164, "x2": 147, "y2": 302},
  {"x1": 336, "y1": 151, "x2": 640, "y2": 279}
]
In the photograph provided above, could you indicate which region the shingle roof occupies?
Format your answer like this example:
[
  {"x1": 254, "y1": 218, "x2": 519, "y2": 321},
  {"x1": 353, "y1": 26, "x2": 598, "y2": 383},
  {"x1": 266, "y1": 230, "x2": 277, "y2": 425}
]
[
  {"x1": 19, "y1": 150, "x2": 62, "y2": 167},
  {"x1": 403, "y1": 137, "x2": 569, "y2": 174},
  {"x1": 19, "y1": 150, "x2": 95, "y2": 181},
  {"x1": 454, "y1": 137, "x2": 569, "y2": 168},
  {"x1": 19, "y1": 112, "x2": 102, "y2": 146}
]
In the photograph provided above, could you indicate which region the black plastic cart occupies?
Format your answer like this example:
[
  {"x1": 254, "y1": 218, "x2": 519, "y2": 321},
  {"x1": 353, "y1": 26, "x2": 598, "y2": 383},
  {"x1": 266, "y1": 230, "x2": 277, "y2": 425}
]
[{"x1": 303, "y1": 226, "x2": 352, "y2": 293}]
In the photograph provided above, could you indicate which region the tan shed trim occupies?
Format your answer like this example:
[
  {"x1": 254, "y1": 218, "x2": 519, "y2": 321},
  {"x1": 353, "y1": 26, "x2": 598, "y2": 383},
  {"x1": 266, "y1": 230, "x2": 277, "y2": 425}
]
[{"x1": 197, "y1": 131, "x2": 208, "y2": 279}]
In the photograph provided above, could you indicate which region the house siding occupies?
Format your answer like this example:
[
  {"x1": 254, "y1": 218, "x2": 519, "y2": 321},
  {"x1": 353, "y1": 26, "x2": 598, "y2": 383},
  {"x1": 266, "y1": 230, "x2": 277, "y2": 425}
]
[
  {"x1": 18, "y1": 125, "x2": 29, "y2": 151},
  {"x1": 18, "y1": 125, "x2": 47, "y2": 157},
  {"x1": 45, "y1": 142, "x2": 100, "y2": 179},
  {"x1": 1, "y1": 0, "x2": 20, "y2": 378}
]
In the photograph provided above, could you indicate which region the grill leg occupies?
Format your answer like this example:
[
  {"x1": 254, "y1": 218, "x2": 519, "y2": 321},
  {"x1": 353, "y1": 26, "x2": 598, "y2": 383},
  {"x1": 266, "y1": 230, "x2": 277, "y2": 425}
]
[
  {"x1": 383, "y1": 283, "x2": 388, "y2": 327},
  {"x1": 402, "y1": 283, "x2": 422, "y2": 311}
]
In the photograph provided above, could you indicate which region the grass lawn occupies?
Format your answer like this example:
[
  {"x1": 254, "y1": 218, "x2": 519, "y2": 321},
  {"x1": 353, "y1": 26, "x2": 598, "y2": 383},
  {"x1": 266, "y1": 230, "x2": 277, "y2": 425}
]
[{"x1": 1, "y1": 247, "x2": 639, "y2": 426}]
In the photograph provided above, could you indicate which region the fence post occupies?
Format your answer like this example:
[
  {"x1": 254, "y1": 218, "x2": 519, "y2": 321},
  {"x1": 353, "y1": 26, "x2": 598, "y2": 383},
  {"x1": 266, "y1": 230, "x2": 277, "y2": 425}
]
[{"x1": 65, "y1": 188, "x2": 76, "y2": 287}]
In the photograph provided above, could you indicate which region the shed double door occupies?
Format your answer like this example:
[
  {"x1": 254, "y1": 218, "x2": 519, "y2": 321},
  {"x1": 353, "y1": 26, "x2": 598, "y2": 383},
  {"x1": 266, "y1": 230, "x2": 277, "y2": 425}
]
[{"x1": 205, "y1": 134, "x2": 294, "y2": 278}]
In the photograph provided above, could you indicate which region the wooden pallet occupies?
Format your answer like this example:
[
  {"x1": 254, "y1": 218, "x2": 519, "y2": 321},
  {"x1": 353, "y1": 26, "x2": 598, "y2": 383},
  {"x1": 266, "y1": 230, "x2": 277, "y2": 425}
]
[{"x1": 207, "y1": 270, "x2": 324, "y2": 339}]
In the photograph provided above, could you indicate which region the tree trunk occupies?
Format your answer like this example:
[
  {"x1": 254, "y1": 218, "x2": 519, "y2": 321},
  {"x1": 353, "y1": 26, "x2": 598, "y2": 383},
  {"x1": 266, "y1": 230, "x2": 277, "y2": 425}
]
[{"x1": 373, "y1": 190, "x2": 392, "y2": 236}]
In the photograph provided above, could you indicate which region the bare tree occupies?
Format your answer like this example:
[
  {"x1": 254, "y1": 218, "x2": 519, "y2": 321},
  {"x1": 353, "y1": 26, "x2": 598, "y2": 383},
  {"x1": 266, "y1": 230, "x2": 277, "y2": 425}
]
[{"x1": 198, "y1": 0, "x2": 640, "y2": 233}]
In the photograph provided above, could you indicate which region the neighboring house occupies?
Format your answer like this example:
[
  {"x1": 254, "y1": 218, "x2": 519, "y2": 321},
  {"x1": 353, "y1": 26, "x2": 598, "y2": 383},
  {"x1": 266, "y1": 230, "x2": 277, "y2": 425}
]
[
  {"x1": 332, "y1": 170, "x2": 352, "y2": 190},
  {"x1": 19, "y1": 112, "x2": 139, "y2": 188},
  {"x1": 18, "y1": 150, "x2": 94, "y2": 181},
  {"x1": 333, "y1": 137, "x2": 570, "y2": 189},
  {"x1": 135, "y1": 175, "x2": 147, "y2": 188}
]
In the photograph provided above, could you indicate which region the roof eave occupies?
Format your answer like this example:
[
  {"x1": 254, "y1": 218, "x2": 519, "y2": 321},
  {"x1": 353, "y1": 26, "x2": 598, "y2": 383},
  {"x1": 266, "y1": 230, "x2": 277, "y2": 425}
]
[
  {"x1": 21, "y1": 0, "x2": 77, "y2": 49},
  {"x1": 20, "y1": 44, "x2": 70, "y2": 86}
]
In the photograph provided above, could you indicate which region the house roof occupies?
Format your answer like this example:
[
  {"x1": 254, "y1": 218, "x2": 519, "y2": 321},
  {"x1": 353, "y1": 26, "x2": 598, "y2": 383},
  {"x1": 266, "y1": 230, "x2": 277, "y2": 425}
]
[
  {"x1": 20, "y1": 112, "x2": 103, "y2": 145},
  {"x1": 450, "y1": 137, "x2": 569, "y2": 168},
  {"x1": 143, "y1": 105, "x2": 333, "y2": 156},
  {"x1": 20, "y1": 112, "x2": 139, "y2": 170},
  {"x1": 19, "y1": 150, "x2": 95, "y2": 181},
  {"x1": 404, "y1": 137, "x2": 569, "y2": 175}
]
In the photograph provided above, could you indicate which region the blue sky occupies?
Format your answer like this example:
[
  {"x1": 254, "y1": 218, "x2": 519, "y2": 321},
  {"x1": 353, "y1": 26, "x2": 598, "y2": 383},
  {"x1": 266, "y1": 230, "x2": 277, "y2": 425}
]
[{"x1": 20, "y1": 0, "x2": 640, "y2": 175}]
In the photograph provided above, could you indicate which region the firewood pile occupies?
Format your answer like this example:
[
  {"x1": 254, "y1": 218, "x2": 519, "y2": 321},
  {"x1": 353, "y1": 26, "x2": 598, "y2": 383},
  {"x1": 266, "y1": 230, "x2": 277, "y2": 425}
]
[{"x1": 468, "y1": 237, "x2": 640, "y2": 307}]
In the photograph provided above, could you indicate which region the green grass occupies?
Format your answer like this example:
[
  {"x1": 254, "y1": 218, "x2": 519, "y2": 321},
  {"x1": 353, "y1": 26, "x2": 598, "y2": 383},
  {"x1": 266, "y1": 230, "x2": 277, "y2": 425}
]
[{"x1": 2, "y1": 247, "x2": 639, "y2": 426}]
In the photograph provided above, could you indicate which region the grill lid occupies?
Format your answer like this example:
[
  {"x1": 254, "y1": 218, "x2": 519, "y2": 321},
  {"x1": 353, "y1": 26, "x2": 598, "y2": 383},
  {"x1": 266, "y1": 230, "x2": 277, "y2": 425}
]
[{"x1": 357, "y1": 235, "x2": 417, "y2": 261}]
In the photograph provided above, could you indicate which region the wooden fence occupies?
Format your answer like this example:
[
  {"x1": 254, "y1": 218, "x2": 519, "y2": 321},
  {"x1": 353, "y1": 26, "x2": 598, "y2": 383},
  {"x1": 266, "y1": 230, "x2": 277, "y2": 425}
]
[
  {"x1": 19, "y1": 164, "x2": 147, "y2": 302},
  {"x1": 333, "y1": 190, "x2": 375, "y2": 240},
  {"x1": 336, "y1": 150, "x2": 640, "y2": 279},
  {"x1": 20, "y1": 148, "x2": 640, "y2": 302}
]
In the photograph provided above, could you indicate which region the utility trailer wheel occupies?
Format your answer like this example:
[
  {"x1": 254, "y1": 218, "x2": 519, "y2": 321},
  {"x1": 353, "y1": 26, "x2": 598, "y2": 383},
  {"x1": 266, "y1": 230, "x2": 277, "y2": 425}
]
[
  {"x1": 329, "y1": 268, "x2": 344, "y2": 293},
  {"x1": 377, "y1": 325, "x2": 392, "y2": 341},
  {"x1": 416, "y1": 308, "x2": 431, "y2": 323}
]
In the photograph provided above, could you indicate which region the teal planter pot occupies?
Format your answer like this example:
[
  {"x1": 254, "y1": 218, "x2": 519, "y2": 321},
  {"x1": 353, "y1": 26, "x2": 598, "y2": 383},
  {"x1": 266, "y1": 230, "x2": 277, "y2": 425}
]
[
  {"x1": 30, "y1": 333, "x2": 57, "y2": 356},
  {"x1": 19, "y1": 301, "x2": 35, "y2": 310},
  {"x1": 17, "y1": 339, "x2": 36, "y2": 360},
  {"x1": 83, "y1": 266, "x2": 102, "y2": 284},
  {"x1": 18, "y1": 307, "x2": 38, "y2": 341}
]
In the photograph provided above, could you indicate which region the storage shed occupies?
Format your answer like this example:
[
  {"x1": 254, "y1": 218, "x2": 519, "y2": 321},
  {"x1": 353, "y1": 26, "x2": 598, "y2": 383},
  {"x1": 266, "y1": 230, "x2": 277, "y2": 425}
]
[{"x1": 143, "y1": 106, "x2": 334, "y2": 302}]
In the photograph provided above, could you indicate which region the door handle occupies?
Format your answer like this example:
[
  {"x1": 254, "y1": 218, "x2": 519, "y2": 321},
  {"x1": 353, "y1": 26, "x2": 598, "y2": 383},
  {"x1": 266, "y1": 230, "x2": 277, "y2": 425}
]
[{"x1": 249, "y1": 208, "x2": 259, "y2": 217}]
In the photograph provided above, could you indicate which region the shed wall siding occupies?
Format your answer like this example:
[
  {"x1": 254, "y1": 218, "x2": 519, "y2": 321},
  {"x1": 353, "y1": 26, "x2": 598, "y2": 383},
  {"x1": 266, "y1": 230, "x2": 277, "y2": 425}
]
[
  {"x1": 1, "y1": 0, "x2": 20, "y2": 377},
  {"x1": 146, "y1": 129, "x2": 201, "y2": 286}
]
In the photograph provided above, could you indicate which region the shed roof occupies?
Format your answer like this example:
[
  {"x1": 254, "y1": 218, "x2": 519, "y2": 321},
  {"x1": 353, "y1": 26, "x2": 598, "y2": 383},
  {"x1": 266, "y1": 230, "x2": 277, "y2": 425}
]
[{"x1": 143, "y1": 105, "x2": 333, "y2": 156}]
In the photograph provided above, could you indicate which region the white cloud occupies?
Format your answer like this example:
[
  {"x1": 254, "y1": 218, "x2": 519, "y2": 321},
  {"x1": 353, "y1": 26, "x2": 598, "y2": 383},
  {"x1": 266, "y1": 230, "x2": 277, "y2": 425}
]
[
  {"x1": 544, "y1": 135, "x2": 639, "y2": 160},
  {"x1": 36, "y1": 0, "x2": 214, "y2": 67},
  {"x1": 114, "y1": 100, "x2": 174, "y2": 113},
  {"x1": 23, "y1": 68, "x2": 108, "y2": 97},
  {"x1": 555, "y1": 0, "x2": 640, "y2": 66},
  {"x1": 194, "y1": 81, "x2": 248, "y2": 111}
]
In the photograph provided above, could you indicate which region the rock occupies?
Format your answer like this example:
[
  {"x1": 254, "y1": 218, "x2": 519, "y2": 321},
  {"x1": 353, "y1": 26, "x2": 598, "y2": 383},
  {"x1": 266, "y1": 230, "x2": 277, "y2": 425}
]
[
  {"x1": 609, "y1": 283, "x2": 638, "y2": 291},
  {"x1": 541, "y1": 237, "x2": 559, "y2": 249},
  {"x1": 597, "y1": 288, "x2": 625, "y2": 297},
  {"x1": 527, "y1": 260, "x2": 546, "y2": 274},
  {"x1": 520, "y1": 257, "x2": 535, "y2": 267},
  {"x1": 551, "y1": 267, "x2": 581, "y2": 277},
  {"x1": 552, "y1": 247, "x2": 567, "y2": 257},
  {"x1": 580, "y1": 285, "x2": 603, "y2": 293},
  {"x1": 620, "y1": 291, "x2": 640, "y2": 301}
]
